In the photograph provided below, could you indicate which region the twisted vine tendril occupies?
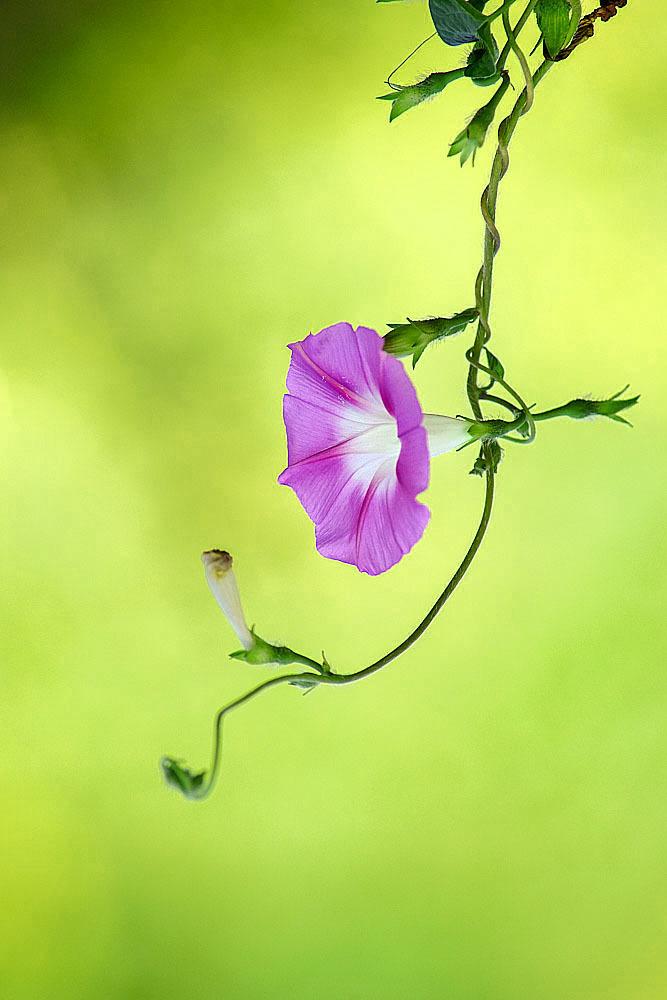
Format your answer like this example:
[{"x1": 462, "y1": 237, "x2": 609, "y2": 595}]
[{"x1": 162, "y1": 1, "x2": 635, "y2": 802}]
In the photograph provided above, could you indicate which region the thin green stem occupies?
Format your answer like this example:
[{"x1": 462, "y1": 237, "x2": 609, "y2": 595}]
[
  {"x1": 532, "y1": 404, "x2": 576, "y2": 422},
  {"x1": 496, "y1": 0, "x2": 539, "y2": 75},
  {"x1": 467, "y1": 57, "x2": 552, "y2": 420},
  {"x1": 166, "y1": 2, "x2": 569, "y2": 804},
  {"x1": 193, "y1": 468, "x2": 495, "y2": 800},
  {"x1": 466, "y1": 349, "x2": 536, "y2": 442}
]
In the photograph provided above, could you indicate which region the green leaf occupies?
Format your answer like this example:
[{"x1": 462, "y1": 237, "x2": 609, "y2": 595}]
[
  {"x1": 536, "y1": 0, "x2": 571, "y2": 58},
  {"x1": 469, "y1": 440, "x2": 503, "y2": 477},
  {"x1": 378, "y1": 69, "x2": 465, "y2": 121},
  {"x1": 428, "y1": 0, "x2": 488, "y2": 46},
  {"x1": 485, "y1": 347, "x2": 505, "y2": 381}
]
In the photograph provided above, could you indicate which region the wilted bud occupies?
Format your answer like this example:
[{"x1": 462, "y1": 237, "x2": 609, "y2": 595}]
[
  {"x1": 160, "y1": 757, "x2": 206, "y2": 799},
  {"x1": 449, "y1": 104, "x2": 495, "y2": 166},
  {"x1": 449, "y1": 75, "x2": 509, "y2": 166},
  {"x1": 201, "y1": 550, "x2": 253, "y2": 651}
]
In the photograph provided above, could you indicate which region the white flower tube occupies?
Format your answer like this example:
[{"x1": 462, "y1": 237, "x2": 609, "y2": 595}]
[
  {"x1": 422, "y1": 414, "x2": 476, "y2": 457},
  {"x1": 201, "y1": 550, "x2": 253, "y2": 651}
]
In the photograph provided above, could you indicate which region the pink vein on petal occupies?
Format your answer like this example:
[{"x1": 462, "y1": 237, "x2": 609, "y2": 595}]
[{"x1": 289, "y1": 342, "x2": 375, "y2": 411}]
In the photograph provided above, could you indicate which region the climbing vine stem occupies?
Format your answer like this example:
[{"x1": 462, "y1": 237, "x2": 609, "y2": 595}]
[{"x1": 161, "y1": 2, "x2": 635, "y2": 802}]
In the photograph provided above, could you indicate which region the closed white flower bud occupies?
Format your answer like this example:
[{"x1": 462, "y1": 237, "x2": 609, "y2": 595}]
[{"x1": 201, "y1": 550, "x2": 253, "y2": 651}]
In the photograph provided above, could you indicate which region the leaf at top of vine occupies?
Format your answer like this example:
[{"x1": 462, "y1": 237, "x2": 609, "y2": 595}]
[
  {"x1": 428, "y1": 0, "x2": 488, "y2": 47},
  {"x1": 536, "y1": 0, "x2": 572, "y2": 59}
]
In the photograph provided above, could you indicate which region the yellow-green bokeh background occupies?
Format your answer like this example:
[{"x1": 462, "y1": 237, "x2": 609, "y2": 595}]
[{"x1": 2, "y1": 2, "x2": 665, "y2": 997}]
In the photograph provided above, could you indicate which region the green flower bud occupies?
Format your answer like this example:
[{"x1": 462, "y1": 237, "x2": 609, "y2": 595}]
[
  {"x1": 382, "y1": 324, "x2": 430, "y2": 361},
  {"x1": 534, "y1": 388, "x2": 640, "y2": 426},
  {"x1": 562, "y1": 391, "x2": 639, "y2": 423},
  {"x1": 383, "y1": 309, "x2": 478, "y2": 367}
]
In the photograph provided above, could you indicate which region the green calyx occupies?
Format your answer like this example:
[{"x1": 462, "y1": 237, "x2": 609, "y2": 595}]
[
  {"x1": 383, "y1": 309, "x2": 478, "y2": 367},
  {"x1": 378, "y1": 69, "x2": 466, "y2": 122},
  {"x1": 230, "y1": 630, "x2": 331, "y2": 674}
]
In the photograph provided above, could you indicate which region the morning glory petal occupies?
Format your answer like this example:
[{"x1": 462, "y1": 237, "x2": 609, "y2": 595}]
[{"x1": 278, "y1": 323, "x2": 432, "y2": 575}]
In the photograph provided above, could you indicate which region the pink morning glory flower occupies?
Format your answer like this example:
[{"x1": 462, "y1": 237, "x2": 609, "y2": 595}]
[{"x1": 278, "y1": 322, "x2": 476, "y2": 576}]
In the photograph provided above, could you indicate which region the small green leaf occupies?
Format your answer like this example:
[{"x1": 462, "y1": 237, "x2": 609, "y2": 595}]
[
  {"x1": 536, "y1": 0, "x2": 571, "y2": 58},
  {"x1": 485, "y1": 347, "x2": 505, "y2": 381},
  {"x1": 378, "y1": 70, "x2": 464, "y2": 121}
]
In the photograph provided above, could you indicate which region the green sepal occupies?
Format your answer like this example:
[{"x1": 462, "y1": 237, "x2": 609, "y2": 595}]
[
  {"x1": 161, "y1": 757, "x2": 206, "y2": 799},
  {"x1": 384, "y1": 309, "x2": 478, "y2": 367},
  {"x1": 470, "y1": 440, "x2": 503, "y2": 476},
  {"x1": 536, "y1": 0, "x2": 571, "y2": 58},
  {"x1": 468, "y1": 417, "x2": 512, "y2": 440},
  {"x1": 378, "y1": 70, "x2": 465, "y2": 121},
  {"x1": 229, "y1": 630, "x2": 302, "y2": 666},
  {"x1": 229, "y1": 630, "x2": 331, "y2": 673}
]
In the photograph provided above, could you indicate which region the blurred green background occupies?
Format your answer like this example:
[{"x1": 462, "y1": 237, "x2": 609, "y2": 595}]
[{"x1": 1, "y1": 2, "x2": 665, "y2": 997}]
